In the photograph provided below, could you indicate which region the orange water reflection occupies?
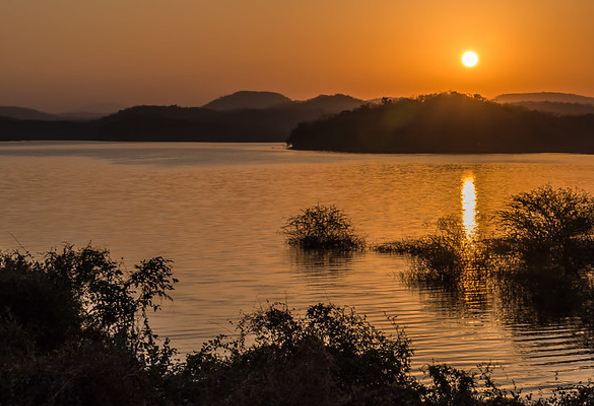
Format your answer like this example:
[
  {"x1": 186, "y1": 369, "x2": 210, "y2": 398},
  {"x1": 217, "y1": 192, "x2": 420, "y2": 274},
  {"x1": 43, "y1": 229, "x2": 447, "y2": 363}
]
[
  {"x1": 461, "y1": 174, "x2": 477, "y2": 239},
  {"x1": 4, "y1": 144, "x2": 594, "y2": 393}
]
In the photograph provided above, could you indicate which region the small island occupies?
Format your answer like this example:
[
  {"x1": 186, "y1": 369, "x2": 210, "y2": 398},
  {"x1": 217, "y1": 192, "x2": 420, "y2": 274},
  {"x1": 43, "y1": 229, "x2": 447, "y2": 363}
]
[{"x1": 287, "y1": 92, "x2": 594, "y2": 154}]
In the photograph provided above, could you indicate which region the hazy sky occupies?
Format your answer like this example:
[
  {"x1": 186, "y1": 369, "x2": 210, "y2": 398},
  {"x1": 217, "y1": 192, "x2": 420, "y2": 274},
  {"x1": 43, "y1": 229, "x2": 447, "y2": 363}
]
[{"x1": 2, "y1": 0, "x2": 594, "y2": 112}]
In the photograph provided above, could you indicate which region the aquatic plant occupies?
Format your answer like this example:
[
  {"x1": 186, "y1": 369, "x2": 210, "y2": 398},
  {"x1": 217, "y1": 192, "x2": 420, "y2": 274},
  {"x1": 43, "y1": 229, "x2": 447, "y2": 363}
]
[
  {"x1": 375, "y1": 216, "x2": 491, "y2": 284},
  {"x1": 374, "y1": 186, "x2": 594, "y2": 349},
  {"x1": 497, "y1": 185, "x2": 594, "y2": 271},
  {"x1": 281, "y1": 204, "x2": 365, "y2": 250}
]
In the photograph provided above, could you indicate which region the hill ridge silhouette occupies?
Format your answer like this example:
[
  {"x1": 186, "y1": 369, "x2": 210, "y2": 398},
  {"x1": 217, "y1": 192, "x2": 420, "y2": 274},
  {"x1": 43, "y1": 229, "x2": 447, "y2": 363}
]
[
  {"x1": 0, "y1": 93, "x2": 367, "y2": 142},
  {"x1": 202, "y1": 91, "x2": 292, "y2": 111},
  {"x1": 494, "y1": 92, "x2": 594, "y2": 105},
  {"x1": 4, "y1": 91, "x2": 594, "y2": 149},
  {"x1": 287, "y1": 92, "x2": 594, "y2": 154}
]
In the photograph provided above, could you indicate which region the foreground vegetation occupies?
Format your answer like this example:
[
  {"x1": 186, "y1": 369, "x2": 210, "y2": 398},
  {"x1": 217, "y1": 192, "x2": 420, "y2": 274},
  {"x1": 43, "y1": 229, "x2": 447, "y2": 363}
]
[
  {"x1": 4, "y1": 245, "x2": 594, "y2": 406},
  {"x1": 0, "y1": 246, "x2": 178, "y2": 405},
  {"x1": 6, "y1": 185, "x2": 594, "y2": 405}
]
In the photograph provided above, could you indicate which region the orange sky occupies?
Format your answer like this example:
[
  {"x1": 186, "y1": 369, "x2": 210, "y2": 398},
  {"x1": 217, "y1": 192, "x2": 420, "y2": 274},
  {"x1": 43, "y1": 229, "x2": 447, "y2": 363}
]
[{"x1": 2, "y1": 0, "x2": 594, "y2": 112}]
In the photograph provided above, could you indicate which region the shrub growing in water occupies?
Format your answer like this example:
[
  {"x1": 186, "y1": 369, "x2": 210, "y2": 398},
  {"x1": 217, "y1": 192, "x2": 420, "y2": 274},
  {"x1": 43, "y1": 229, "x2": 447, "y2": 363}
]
[
  {"x1": 497, "y1": 185, "x2": 594, "y2": 271},
  {"x1": 281, "y1": 204, "x2": 364, "y2": 250},
  {"x1": 375, "y1": 216, "x2": 490, "y2": 284}
]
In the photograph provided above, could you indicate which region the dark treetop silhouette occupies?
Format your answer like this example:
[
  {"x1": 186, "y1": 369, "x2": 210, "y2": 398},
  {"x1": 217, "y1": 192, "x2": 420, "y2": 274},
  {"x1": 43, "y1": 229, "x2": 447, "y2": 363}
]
[{"x1": 287, "y1": 92, "x2": 594, "y2": 154}]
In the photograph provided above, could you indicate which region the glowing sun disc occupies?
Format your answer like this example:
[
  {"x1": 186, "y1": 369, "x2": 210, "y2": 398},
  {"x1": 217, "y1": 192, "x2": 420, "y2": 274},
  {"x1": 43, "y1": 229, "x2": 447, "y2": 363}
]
[{"x1": 462, "y1": 51, "x2": 479, "y2": 67}]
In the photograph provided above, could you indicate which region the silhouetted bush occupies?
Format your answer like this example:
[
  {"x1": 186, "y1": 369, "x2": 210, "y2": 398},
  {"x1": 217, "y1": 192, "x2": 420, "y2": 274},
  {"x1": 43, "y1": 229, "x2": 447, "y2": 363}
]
[
  {"x1": 497, "y1": 185, "x2": 594, "y2": 271},
  {"x1": 4, "y1": 241, "x2": 594, "y2": 405},
  {"x1": 375, "y1": 216, "x2": 491, "y2": 284},
  {"x1": 377, "y1": 185, "x2": 594, "y2": 281},
  {"x1": 371, "y1": 185, "x2": 594, "y2": 337},
  {"x1": 545, "y1": 381, "x2": 594, "y2": 406},
  {"x1": 0, "y1": 245, "x2": 177, "y2": 406},
  {"x1": 180, "y1": 302, "x2": 413, "y2": 405},
  {"x1": 282, "y1": 204, "x2": 365, "y2": 250}
]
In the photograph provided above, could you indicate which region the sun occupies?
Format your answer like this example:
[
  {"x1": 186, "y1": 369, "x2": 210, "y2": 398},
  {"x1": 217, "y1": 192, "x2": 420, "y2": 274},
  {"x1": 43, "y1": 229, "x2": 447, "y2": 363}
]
[{"x1": 462, "y1": 51, "x2": 479, "y2": 67}]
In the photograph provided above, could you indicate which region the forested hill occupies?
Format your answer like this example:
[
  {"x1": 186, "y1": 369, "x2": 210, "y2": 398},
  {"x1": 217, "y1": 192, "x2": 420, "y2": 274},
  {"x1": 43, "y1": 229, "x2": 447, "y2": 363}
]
[
  {"x1": 202, "y1": 91, "x2": 291, "y2": 111},
  {"x1": 494, "y1": 92, "x2": 594, "y2": 116},
  {"x1": 287, "y1": 92, "x2": 594, "y2": 154},
  {"x1": 0, "y1": 94, "x2": 366, "y2": 142}
]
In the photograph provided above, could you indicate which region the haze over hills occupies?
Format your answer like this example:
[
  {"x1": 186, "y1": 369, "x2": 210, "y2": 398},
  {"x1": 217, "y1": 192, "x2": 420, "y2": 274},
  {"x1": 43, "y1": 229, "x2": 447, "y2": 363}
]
[
  {"x1": 0, "y1": 92, "x2": 365, "y2": 121},
  {"x1": 494, "y1": 92, "x2": 594, "y2": 104},
  {"x1": 2, "y1": 90, "x2": 591, "y2": 121},
  {"x1": 87, "y1": 93, "x2": 367, "y2": 141},
  {"x1": 201, "y1": 91, "x2": 365, "y2": 113},
  {"x1": 498, "y1": 101, "x2": 594, "y2": 116},
  {"x1": 493, "y1": 92, "x2": 594, "y2": 116}
]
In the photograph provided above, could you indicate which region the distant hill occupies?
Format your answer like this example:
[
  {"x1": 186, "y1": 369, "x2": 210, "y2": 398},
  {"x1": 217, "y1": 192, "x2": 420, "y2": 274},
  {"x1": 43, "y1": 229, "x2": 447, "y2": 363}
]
[
  {"x1": 493, "y1": 92, "x2": 594, "y2": 116},
  {"x1": 56, "y1": 111, "x2": 114, "y2": 121},
  {"x1": 504, "y1": 101, "x2": 594, "y2": 116},
  {"x1": 88, "y1": 94, "x2": 367, "y2": 142},
  {"x1": 8, "y1": 92, "x2": 594, "y2": 149},
  {"x1": 288, "y1": 92, "x2": 594, "y2": 154},
  {"x1": 0, "y1": 106, "x2": 117, "y2": 121},
  {"x1": 0, "y1": 94, "x2": 367, "y2": 142},
  {"x1": 292, "y1": 94, "x2": 365, "y2": 114},
  {"x1": 0, "y1": 106, "x2": 59, "y2": 121},
  {"x1": 203, "y1": 91, "x2": 291, "y2": 111},
  {"x1": 98, "y1": 105, "x2": 219, "y2": 122},
  {"x1": 202, "y1": 91, "x2": 366, "y2": 114},
  {"x1": 494, "y1": 92, "x2": 594, "y2": 105}
]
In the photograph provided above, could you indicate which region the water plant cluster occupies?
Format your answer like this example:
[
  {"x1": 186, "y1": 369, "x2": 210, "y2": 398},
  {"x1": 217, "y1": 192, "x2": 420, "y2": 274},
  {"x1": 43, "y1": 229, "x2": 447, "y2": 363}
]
[
  {"x1": 373, "y1": 186, "x2": 594, "y2": 279},
  {"x1": 302, "y1": 185, "x2": 594, "y2": 278},
  {"x1": 4, "y1": 185, "x2": 594, "y2": 405},
  {"x1": 281, "y1": 203, "x2": 365, "y2": 250}
]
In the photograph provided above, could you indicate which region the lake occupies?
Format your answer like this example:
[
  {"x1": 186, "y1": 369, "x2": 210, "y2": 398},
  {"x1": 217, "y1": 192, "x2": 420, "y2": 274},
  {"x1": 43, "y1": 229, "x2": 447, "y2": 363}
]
[{"x1": 2, "y1": 141, "x2": 594, "y2": 392}]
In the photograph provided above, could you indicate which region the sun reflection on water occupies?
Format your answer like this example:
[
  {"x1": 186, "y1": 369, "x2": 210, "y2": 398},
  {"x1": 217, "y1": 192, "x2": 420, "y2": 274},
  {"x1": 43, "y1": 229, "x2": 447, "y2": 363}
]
[{"x1": 461, "y1": 174, "x2": 477, "y2": 238}]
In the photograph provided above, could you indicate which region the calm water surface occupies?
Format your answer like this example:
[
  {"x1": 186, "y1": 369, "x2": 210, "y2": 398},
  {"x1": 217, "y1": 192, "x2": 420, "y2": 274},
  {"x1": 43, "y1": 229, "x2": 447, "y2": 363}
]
[{"x1": 2, "y1": 142, "x2": 594, "y2": 392}]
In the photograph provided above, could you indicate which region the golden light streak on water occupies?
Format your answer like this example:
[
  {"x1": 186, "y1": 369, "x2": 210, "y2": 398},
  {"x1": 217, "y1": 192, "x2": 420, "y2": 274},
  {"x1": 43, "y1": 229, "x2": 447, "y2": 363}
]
[{"x1": 461, "y1": 174, "x2": 477, "y2": 238}]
